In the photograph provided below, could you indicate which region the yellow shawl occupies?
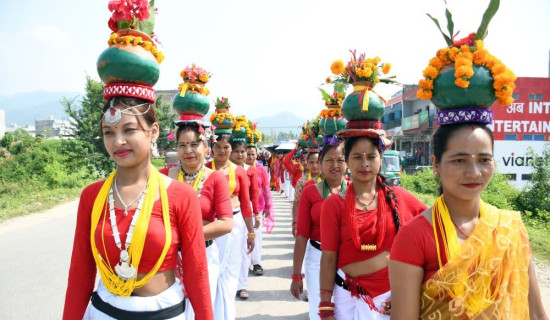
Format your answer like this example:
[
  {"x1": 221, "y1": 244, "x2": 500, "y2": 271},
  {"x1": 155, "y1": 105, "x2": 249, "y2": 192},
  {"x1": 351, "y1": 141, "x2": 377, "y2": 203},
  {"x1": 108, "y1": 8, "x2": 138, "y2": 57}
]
[{"x1": 421, "y1": 200, "x2": 531, "y2": 319}]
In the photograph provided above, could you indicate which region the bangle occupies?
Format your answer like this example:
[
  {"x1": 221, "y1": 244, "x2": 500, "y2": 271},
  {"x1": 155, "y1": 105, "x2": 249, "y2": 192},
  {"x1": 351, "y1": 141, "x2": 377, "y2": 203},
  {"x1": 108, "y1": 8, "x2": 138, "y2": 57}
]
[
  {"x1": 291, "y1": 274, "x2": 303, "y2": 281},
  {"x1": 247, "y1": 232, "x2": 256, "y2": 239},
  {"x1": 318, "y1": 310, "x2": 335, "y2": 318},
  {"x1": 319, "y1": 301, "x2": 335, "y2": 307},
  {"x1": 318, "y1": 306, "x2": 334, "y2": 311}
]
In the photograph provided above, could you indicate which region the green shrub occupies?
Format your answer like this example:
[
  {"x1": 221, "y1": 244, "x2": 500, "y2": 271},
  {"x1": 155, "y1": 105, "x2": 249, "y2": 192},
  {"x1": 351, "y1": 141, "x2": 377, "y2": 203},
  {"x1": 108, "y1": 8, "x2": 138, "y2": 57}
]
[
  {"x1": 515, "y1": 144, "x2": 550, "y2": 220},
  {"x1": 401, "y1": 168, "x2": 439, "y2": 196},
  {"x1": 481, "y1": 172, "x2": 519, "y2": 210}
]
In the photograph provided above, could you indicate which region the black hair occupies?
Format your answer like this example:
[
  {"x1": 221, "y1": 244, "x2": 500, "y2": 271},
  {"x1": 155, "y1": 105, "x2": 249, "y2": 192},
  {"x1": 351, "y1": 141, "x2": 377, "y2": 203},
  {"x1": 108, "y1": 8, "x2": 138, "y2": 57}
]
[
  {"x1": 307, "y1": 151, "x2": 320, "y2": 162},
  {"x1": 433, "y1": 123, "x2": 494, "y2": 164},
  {"x1": 102, "y1": 97, "x2": 156, "y2": 126},
  {"x1": 215, "y1": 134, "x2": 233, "y2": 144},
  {"x1": 344, "y1": 136, "x2": 401, "y2": 232},
  {"x1": 432, "y1": 123, "x2": 494, "y2": 194},
  {"x1": 231, "y1": 140, "x2": 248, "y2": 150},
  {"x1": 175, "y1": 123, "x2": 202, "y2": 143},
  {"x1": 344, "y1": 136, "x2": 381, "y2": 161},
  {"x1": 318, "y1": 144, "x2": 340, "y2": 161}
]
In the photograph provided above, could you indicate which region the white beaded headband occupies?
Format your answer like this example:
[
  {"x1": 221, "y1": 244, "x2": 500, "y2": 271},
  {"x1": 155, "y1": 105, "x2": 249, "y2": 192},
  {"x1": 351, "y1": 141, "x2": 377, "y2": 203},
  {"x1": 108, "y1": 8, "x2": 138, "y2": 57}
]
[{"x1": 103, "y1": 99, "x2": 152, "y2": 125}]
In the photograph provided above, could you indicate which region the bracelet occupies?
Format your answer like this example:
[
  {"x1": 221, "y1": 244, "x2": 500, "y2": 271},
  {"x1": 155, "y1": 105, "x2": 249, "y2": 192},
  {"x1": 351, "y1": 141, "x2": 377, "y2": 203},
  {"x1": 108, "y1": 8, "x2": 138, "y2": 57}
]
[
  {"x1": 247, "y1": 232, "x2": 256, "y2": 239},
  {"x1": 318, "y1": 306, "x2": 335, "y2": 311},
  {"x1": 291, "y1": 274, "x2": 303, "y2": 281},
  {"x1": 319, "y1": 301, "x2": 335, "y2": 307},
  {"x1": 318, "y1": 310, "x2": 335, "y2": 318}
]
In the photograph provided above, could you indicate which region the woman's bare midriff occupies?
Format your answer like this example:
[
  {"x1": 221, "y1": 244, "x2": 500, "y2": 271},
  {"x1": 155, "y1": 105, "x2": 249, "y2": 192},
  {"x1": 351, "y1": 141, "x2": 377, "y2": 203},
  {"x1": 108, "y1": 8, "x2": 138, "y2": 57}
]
[
  {"x1": 341, "y1": 251, "x2": 390, "y2": 277},
  {"x1": 131, "y1": 269, "x2": 175, "y2": 296},
  {"x1": 230, "y1": 195, "x2": 240, "y2": 209}
]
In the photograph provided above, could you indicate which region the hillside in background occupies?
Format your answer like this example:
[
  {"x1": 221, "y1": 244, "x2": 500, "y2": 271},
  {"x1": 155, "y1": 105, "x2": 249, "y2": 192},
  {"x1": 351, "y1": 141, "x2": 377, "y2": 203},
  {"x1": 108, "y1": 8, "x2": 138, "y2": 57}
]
[
  {"x1": 0, "y1": 91, "x2": 80, "y2": 126},
  {"x1": 255, "y1": 111, "x2": 304, "y2": 135}
]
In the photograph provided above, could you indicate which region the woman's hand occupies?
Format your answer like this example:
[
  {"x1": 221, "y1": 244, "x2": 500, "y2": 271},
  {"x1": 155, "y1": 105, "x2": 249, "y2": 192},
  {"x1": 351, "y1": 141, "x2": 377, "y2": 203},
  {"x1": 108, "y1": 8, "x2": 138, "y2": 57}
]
[
  {"x1": 290, "y1": 279, "x2": 303, "y2": 300},
  {"x1": 254, "y1": 216, "x2": 261, "y2": 229},
  {"x1": 246, "y1": 237, "x2": 255, "y2": 254},
  {"x1": 381, "y1": 297, "x2": 391, "y2": 315}
]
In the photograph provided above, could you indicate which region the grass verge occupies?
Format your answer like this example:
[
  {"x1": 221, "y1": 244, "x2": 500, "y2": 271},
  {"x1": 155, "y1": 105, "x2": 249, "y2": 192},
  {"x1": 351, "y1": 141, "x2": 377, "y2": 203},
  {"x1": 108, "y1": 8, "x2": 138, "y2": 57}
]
[{"x1": 0, "y1": 182, "x2": 89, "y2": 223}]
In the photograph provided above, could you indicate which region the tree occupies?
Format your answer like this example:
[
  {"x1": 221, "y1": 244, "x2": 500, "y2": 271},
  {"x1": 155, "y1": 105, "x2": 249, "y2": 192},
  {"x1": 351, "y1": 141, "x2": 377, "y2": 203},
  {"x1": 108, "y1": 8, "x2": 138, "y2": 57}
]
[
  {"x1": 154, "y1": 94, "x2": 176, "y2": 154},
  {"x1": 516, "y1": 143, "x2": 550, "y2": 221},
  {"x1": 63, "y1": 76, "x2": 115, "y2": 176}
]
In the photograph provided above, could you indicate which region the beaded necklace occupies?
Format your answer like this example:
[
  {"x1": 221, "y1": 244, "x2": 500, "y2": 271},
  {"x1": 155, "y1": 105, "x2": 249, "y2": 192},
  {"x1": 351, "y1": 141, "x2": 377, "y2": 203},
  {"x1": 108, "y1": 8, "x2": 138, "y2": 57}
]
[{"x1": 178, "y1": 166, "x2": 206, "y2": 196}]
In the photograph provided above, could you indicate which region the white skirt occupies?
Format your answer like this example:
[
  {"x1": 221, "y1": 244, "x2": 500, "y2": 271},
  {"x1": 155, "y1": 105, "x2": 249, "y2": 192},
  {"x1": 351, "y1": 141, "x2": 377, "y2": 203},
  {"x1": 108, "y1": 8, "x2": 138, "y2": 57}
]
[
  {"x1": 304, "y1": 240, "x2": 322, "y2": 320},
  {"x1": 185, "y1": 241, "x2": 220, "y2": 320},
  {"x1": 83, "y1": 279, "x2": 185, "y2": 320},
  {"x1": 333, "y1": 270, "x2": 391, "y2": 320}
]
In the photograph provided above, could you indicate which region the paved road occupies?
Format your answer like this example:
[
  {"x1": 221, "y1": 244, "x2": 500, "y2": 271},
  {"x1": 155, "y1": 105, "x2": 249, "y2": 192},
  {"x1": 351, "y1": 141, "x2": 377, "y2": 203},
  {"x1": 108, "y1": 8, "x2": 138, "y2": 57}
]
[
  {"x1": 0, "y1": 192, "x2": 547, "y2": 319},
  {"x1": 0, "y1": 192, "x2": 309, "y2": 319}
]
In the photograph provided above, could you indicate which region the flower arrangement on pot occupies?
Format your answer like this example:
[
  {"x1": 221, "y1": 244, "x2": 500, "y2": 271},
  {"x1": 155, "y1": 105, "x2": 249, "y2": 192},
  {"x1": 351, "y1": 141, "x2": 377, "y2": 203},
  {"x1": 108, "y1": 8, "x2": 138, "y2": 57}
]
[
  {"x1": 416, "y1": 0, "x2": 515, "y2": 109},
  {"x1": 172, "y1": 64, "x2": 212, "y2": 116},
  {"x1": 232, "y1": 115, "x2": 250, "y2": 142},
  {"x1": 330, "y1": 50, "x2": 397, "y2": 122},
  {"x1": 318, "y1": 81, "x2": 348, "y2": 137},
  {"x1": 246, "y1": 121, "x2": 262, "y2": 147},
  {"x1": 298, "y1": 124, "x2": 309, "y2": 148},
  {"x1": 305, "y1": 117, "x2": 323, "y2": 150},
  {"x1": 98, "y1": 0, "x2": 164, "y2": 100},
  {"x1": 210, "y1": 97, "x2": 235, "y2": 134}
]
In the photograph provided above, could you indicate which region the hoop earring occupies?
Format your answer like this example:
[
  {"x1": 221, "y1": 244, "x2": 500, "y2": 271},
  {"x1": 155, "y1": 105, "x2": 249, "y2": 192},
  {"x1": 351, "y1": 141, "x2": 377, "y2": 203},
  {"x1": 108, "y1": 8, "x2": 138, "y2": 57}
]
[{"x1": 151, "y1": 140, "x2": 157, "y2": 153}]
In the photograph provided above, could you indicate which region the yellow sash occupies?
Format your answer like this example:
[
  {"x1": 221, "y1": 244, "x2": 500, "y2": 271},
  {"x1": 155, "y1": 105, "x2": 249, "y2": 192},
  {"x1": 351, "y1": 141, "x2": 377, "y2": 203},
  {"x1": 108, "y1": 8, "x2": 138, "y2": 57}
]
[
  {"x1": 422, "y1": 197, "x2": 531, "y2": 319},
  {"x1": 307, "y1": 172, "x2": 322, "y2": 183},
  {"x1": 212, "y1": 160, "x2": 236, "y2": 194},
  {"x1": 178, "y1": 167, "x2": 205, "y2": 191},
  {"x1": 90, "y1": 168, "x2": 171, "y2": 297}
]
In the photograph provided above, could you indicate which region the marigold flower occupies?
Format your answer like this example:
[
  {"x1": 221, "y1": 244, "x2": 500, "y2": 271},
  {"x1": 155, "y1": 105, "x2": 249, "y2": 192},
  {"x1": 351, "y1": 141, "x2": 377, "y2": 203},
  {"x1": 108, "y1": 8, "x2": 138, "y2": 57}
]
[
  {"x1": 437, "y1": 48, "x2": 451, "y2": 64},
  {"x1": 363, "y1": 68, "x2": 373, "y2": 78},
  {"x1": 455, "y1": 77, "x2": 470, "y2": 88},
  {"x1": 455, "y1": 66, "x2": 474, "y2": 79},
  {"x1": 373, "y1": 56, "x2": 381, "y2": 65},
  {"x1": 423, "y1": 66, "x2": 439, "y2": 80},
  {"x1": 460, "y1": 45, "x2": 471, "y2": 53},
  {"x1": 124, "y1": 36, "x2": 132, "y2": 45},
  {"x1": 473, "y1": 49, "x2": 488, "y2": 65},
  {"x1": 331, "y1": 60, "x2": 346, "y2": 75},
  {"x1": 325, "y1": 77, "x2": 331, "y2": 84},
  {"x1": 491, "y1": 63, "x2": 506, "y2": 75},
  {"x1": 416, "y1": 88, "x2": 432, "y2": 100},
  {"x1": 199, "y1": 74, "x2": 209, "y2": 83},
  {"x1": 448, "y1": 47, "x2": 459, "y2": 61},
  {"x1": 419, "y1": 79, "x2": 434, "y2": 90},
  {"x1": 382, "y1": 63, "x2": 391, "y2": 74},
  {"x1": 429, "y1": 57, "x2": 444, "y2": 70},
  {"x1": 455, "y1": 57, "x2": 472, "y2": 68}
]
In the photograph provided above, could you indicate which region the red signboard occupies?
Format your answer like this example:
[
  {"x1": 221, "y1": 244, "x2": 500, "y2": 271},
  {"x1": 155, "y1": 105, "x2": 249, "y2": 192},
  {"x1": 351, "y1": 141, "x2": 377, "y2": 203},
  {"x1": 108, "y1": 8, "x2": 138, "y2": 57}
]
[{"x1": 489, "y1": 77, "x2": 550, "y2": 141}]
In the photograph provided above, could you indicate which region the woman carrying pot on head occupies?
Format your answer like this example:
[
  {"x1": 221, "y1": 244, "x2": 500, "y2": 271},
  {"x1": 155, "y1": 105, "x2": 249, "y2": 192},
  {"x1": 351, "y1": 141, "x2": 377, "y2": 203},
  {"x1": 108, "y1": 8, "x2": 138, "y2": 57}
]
[
  {"x1": 246, "y1": 144, "x2": 274, "y2": 276},
  {"x1": 292, "y1": 149, "x2": 322, "y2": 236},
  {"x1": 291, "y1": 142, "x2": 348, "y2": 319},
  {"x1": 206, "y1": 132, "x2": 255, "y2": 320},
  {"x1": 230, "y1": 136, "x2": 260, "y2": 300},
  {"x1": 63, "y1": 97, "x2": 213, "y2": 320},
  {"x1": 318, "y1": 130, "x2": 427, "y2": 320},
  {"x1": 389, "y1": 14, "x2": 547, "y2": 317},
  {"x1": 161, "y1": 121, "x2": 233, "y2": 320},
  {"x1": 389, "y1": 122, "x2": 548, "y2": 320}
]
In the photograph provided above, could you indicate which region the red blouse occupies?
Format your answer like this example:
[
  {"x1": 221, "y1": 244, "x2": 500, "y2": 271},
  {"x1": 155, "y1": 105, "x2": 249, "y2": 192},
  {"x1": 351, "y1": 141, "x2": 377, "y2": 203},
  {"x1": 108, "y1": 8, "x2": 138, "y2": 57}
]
[
  {"x1": 199, "y1": 171, "x2": 233, "y2": 222},
  {"x1": 390, "y1": 214, "x2": 445, "y2": 283},
  {"x1": 320, "y1": 186, "x2": 427, "y2": 269},
  {"x1": 246, "y1": 165, "x2": 260, "y2": 215},
  {"x1": 63, "y1": 179, "x2": 213, "y2": 320},
  {"x1": 283, "y1": 149, "x2": 302, "y2": 188},
  {"x1": 296, "y1": 183, "x2": 323, "y2": 242},
  {"x1": 205, "y1": 161, "x2": 252, "y2": 218}
]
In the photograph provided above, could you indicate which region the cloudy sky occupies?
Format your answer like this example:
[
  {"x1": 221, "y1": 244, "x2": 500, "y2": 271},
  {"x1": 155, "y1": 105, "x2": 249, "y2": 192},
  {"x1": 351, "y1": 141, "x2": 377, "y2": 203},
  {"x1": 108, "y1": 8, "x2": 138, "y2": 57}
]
[{"x1": 1, "y1": 0, "x2": 549, "y2": 120}]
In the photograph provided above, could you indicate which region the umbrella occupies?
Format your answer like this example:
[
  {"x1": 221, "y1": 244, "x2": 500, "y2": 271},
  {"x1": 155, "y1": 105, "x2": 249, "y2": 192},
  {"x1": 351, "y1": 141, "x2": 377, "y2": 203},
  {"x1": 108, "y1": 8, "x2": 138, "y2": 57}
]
[{"x1": 275, "y1": 142, "x2": 296, "y2": 151}]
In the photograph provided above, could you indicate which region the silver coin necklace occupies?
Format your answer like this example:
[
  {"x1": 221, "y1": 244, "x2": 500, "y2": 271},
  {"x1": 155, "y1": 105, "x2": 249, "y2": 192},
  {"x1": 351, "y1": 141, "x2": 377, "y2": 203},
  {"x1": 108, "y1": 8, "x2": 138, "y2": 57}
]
[{"x1": 108, "y1": 181, "x2": 147, "y2": 281}]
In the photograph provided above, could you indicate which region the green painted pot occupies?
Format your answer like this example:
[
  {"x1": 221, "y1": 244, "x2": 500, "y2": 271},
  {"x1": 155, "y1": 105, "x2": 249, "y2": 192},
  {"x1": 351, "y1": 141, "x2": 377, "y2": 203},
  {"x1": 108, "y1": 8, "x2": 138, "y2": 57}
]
[
  {"x1": 298, "y1": 138, "x2": 308, "y2": 148},
  {"x1": 97, "y1": 30, "x2": 159, "y2": 86},
  {"x1": 432, "y1": 65, "x2": 495, "y2": 109},
  {"x1": 172, "y1": 91, "x2": 210, "y2": 115},
  {"x1": 232, "y1": 127, "x2": 247, "y2": 141},
  {"x1": 315, "y1": 135, "x2": 324, "y2": 146},
  {"x1": 319, "y1": 116, "x2": 347, "y2": 136},
  {"x1": 341, "y1": 82, "x2": 385, "y2": 121},
  {"x1": 212, "y1": 117, "x2": 234, "y2": 129}
]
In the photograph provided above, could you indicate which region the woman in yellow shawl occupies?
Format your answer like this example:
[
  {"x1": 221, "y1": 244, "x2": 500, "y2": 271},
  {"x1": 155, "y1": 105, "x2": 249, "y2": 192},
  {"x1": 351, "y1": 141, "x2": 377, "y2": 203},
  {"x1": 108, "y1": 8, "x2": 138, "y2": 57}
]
[{"x1": 388, "y1": 122, "x2": 548, "y2": 319}]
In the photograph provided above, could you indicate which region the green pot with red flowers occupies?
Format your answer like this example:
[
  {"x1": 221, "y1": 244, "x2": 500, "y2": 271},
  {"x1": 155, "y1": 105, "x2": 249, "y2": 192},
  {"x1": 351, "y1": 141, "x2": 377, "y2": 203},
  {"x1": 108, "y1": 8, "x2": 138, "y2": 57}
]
[
  {"x1": 431, "y1": 65, "x2": 495, "y2": 109},
  {"x1": 341, "y1": 82, "x2": 385, "y2": 121}
]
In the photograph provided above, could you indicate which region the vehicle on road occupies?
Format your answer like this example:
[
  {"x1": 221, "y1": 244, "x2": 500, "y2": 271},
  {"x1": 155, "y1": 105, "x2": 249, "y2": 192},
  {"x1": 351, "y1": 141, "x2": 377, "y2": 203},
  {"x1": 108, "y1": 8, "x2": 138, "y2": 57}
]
[{"x1": 381, "y1": 150, "x2": 402, "y2": 186}]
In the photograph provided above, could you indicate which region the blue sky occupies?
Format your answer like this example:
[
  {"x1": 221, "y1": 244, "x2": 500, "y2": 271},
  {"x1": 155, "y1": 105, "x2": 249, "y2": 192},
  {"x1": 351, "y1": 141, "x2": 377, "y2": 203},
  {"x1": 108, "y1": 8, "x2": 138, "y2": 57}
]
[{"x1": 1, "y1": 0, "x2": 549, "y2": 120}]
